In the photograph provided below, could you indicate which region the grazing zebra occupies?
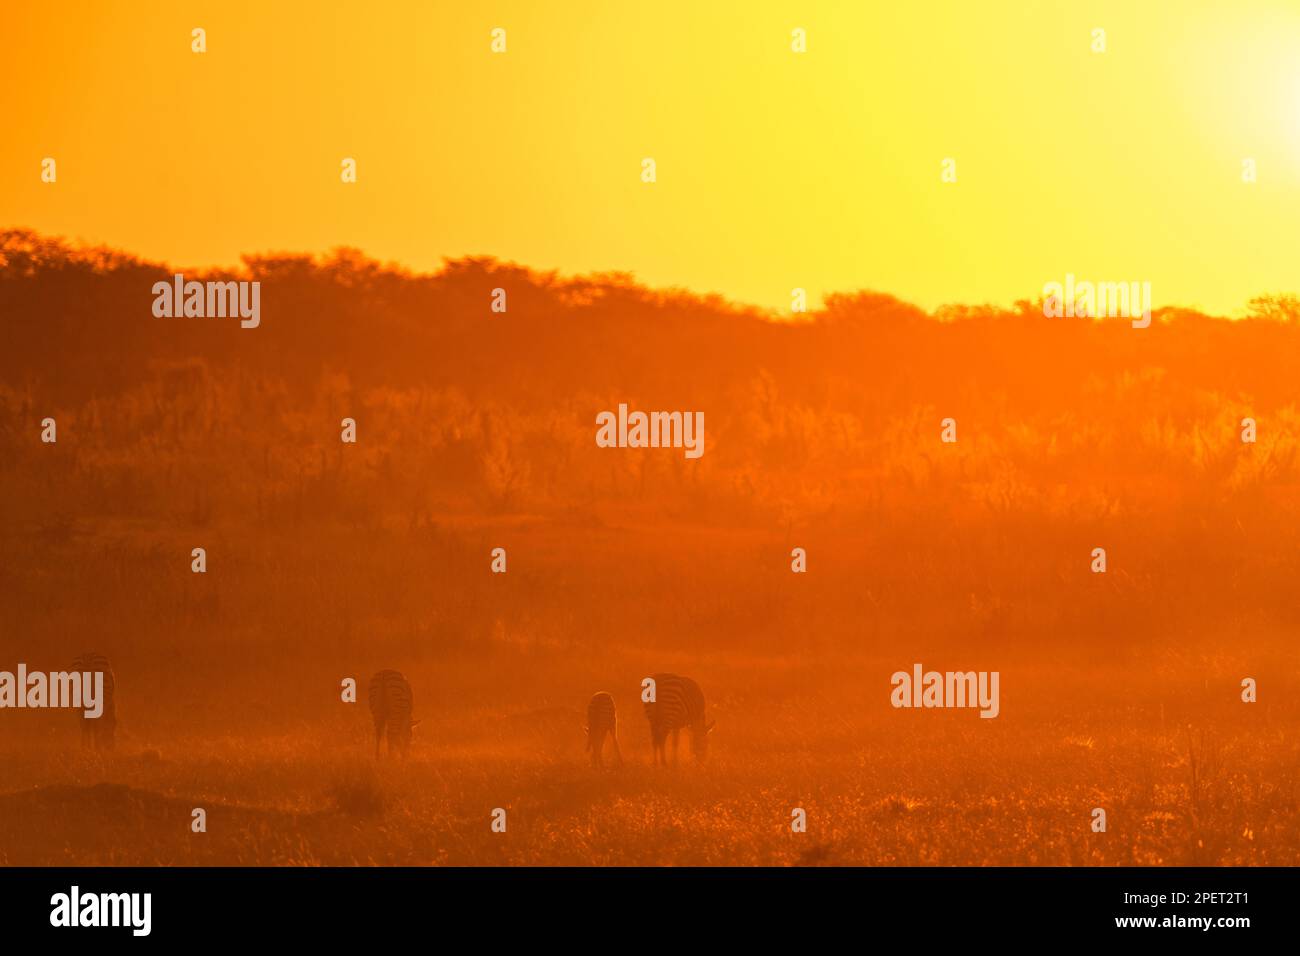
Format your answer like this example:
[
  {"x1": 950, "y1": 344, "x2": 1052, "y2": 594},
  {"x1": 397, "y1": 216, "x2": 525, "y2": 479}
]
[
  {"x1": 585, "y1": 692, "x2": 623, "y2": 768},
  {"x1": 71, "y1": 652, "x2": 116, "y2": 751},
  {"x1": 643, "y1": 673, "x2": 713, "y2": 766},
  {"x1": 368, "y1": 670, "x2": 419, "y2": 758}
]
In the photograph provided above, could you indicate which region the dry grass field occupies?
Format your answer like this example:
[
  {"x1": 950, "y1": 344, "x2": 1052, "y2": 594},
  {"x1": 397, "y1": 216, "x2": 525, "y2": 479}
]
[
  {"x1": 1, "y1": 520, "x2": 1296, "y2": 866},
  {"x1": 2, "y1": 233, "x2": 1299, "y2": 866}
]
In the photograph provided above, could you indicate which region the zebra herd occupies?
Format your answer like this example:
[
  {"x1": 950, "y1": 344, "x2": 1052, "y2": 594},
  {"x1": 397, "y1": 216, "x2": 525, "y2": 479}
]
[
  {"x1": 69, "y1": 656, "x2": 713, "y2": 766},
  {"x1": 367, "y1": 669, "x2": 714, "y2": 766}
]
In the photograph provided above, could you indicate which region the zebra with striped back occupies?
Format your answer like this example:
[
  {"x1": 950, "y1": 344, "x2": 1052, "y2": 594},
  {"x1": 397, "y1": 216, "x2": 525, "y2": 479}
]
[
  {"x1": 71, "y1": 652, "x2": 117, "y2": 751},
  {"x1": 585, "y1": 691, "x2": 623, "y2": 768},
  {"x1": 643, "y1": 673, "x2": 713, "y2": 766},
  {"x1": 368, "y1": 670, "x2": 419, "y2": 758}
]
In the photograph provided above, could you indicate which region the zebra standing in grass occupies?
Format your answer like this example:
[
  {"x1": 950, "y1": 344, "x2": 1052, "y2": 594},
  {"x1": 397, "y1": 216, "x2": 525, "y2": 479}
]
[
  {"x1": 71, "y1": 652, "x2": 116, "y2": 751},
  {"x1": 368, "y1": 670, "x2": 419, "y2": 758},
  {"x1": 585, "y1": 691, "x2": 623, "y2": 768},
  {"x1": 643, "y1": 673, "x2": 713, "y2": 766}
]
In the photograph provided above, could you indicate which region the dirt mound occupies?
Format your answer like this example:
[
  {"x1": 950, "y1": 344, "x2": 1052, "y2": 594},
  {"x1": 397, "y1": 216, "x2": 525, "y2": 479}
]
[{"x1": 0, "y1": 783, "x2": 314, "y2": 865}]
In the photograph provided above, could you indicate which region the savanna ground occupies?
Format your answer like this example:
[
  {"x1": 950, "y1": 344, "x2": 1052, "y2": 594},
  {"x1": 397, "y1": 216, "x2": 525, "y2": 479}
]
[
  {"x1": 2, "y1": 231, "x2": 1300, "y2": 865},
  {"x1": 1, "y1": 520, "x2": 1296, "y2": 866}
]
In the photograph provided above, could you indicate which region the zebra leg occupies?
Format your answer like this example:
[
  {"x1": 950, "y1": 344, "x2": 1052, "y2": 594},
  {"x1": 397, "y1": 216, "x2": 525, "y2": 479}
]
[
  {"x1": 671, "y1": 729, "x2": 680, "y2": 766},
  {"x1": 610, "y1": 731, "x2": 624, "y2": 767},
  {"x1": 399, "y1": 725, "x2": 412, "y2": 759}
]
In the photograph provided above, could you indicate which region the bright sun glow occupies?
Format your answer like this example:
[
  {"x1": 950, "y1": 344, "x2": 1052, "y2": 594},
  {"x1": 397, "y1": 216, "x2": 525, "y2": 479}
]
[{"x1": 1, "y1": 0, "x2": 1298, "y2": 316}]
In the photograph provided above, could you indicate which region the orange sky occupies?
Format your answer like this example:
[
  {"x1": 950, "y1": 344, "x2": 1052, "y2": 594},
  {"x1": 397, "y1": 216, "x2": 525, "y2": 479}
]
[{"x1": 3, "y1": 0, "x2": 1300, "y2": 314}]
